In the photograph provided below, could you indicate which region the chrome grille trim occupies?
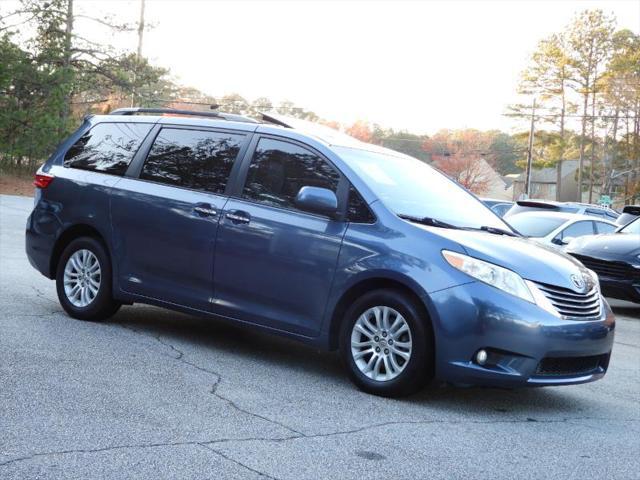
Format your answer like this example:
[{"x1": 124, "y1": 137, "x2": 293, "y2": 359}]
[{"x1": 534, "y1": 282, "x2": 602, "y2": 319}]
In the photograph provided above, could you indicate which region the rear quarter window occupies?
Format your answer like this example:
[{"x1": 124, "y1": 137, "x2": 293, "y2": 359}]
[{"x1": 64, "y1": 122, "x2": 152, "y2": 175}]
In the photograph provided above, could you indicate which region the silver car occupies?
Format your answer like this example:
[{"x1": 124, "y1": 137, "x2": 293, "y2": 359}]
[{"x1": 507, "y1": 212, "x2": 617, "y2": 249}]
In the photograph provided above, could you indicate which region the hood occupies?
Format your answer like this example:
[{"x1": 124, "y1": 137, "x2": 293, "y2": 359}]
[
  {"x1": 421, "y1": 227, "x2": 589, "y2": 292},
  {"x1": 567, "y1": 233, "x2": 640, "y2": 260}
]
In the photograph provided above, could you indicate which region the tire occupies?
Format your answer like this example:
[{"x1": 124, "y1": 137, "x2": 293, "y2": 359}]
[
  {"x1": 55, "y1": 236, "x2": 121, "y2": 321},
  {"x1": 339, "y1": 289, "x2": 434, "y2": 397}
]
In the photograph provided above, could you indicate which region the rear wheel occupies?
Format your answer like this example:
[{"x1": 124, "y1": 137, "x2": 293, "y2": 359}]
[
  {"x1": 339, "y1": 289, "x2": 434, "y2": 397},
  {"x1": 56, "y1": 237, "x2": 120, "y2": 321}
]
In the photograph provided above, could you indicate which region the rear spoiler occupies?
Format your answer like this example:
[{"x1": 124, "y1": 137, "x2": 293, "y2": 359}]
[
  {"x1": 622, "y1": 205, "x2": 640, "y2": 215},
  {"x1": 515, "y1": 200, "x2": 559, "y2": 210}
]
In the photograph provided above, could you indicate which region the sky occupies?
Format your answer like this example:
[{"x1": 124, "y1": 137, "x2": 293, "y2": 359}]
[{"x1": 6, "y1": 0, "x2": 640, "y2": 134}]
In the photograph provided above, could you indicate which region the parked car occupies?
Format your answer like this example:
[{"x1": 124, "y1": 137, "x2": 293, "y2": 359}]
[
  {"x1": 26, "y1": 107, "x2": 615, "y2": 397},
  {"x1": 481, "y1": 198, "x2": 514, "y2": 217},
  {"x1": 567, "y1": 217, "x2": 640, "y2": 303},
  {"x1": 507, "y1": 212, "x2": 617, "y2": 249},
  {"x1": 615, "y1": 205, "x2": 640, "y2": 227},
  {"x1": 504, "y1": 199, "x2": 619, "y2": 222}
]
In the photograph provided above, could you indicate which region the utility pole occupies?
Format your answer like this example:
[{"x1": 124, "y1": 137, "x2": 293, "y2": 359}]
[
  {"x1": 524, "y1": 98, "x2": 536, "y2": 198},
  {"x1": 60, "y1": 0, "x2": 74, "y2": 134},
  {"x1": 131, "y1": 0, "x2": 146, "y2": 107},
  {"x1": 137, "y1": 0, "x2": 145, "y2": 58}
]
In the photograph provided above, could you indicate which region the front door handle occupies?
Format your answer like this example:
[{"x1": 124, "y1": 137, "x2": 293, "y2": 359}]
[
  {"x1": 194, "y1": 204, "x2": 217, "y2": 217},
  {"x1": 225, "y1": 210, "x2": 251, "y2": 224}
]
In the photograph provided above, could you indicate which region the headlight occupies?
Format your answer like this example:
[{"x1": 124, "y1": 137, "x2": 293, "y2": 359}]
[{"x1": 442, "y1": 250, "x2": 534, "y2": 303}]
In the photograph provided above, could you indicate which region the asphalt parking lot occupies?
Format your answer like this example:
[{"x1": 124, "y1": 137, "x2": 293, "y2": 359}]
[{"x1": 1, "y1": 193, "x2": 639, "y2": 480}]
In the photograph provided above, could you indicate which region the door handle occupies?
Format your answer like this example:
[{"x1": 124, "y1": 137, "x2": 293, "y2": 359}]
[
  {"x1": 225, "y1": 211, "x2": 251, "y2": 224},
  {"x1": 194, "y1": 205, "x2": 217, "y2": 217}
]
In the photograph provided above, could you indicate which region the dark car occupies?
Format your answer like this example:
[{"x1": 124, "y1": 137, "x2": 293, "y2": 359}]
[
  {"x1": 505, "y1": 199, "x2": 619, "y2": 222},
  {"x1": 26, "y1": 107, "x2": 615, "y2": 397},
  {"x1": 481, "y1": 198, "x2": 514, "y2": 217},
  {"x1": 567, "y1": 218, "x2": 640, "y2": 303},
  {"x1": 615, "y1": 205, "x2": 640, "y2": 227}
]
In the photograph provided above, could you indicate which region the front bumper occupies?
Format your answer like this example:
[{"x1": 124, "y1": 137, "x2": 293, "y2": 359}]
[
  {"x1": 600, "y1": 277, "x2": 640, "y2": 304},
  {"x1": 427, "y1": 281, "x2": 615, "y2": 387}
]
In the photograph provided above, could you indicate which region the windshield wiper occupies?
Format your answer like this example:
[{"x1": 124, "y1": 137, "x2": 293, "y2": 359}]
[
  {"x1": 398, "y1": 215, "x2": 518, "y2": 237},
  {"x1": 398, "y1": 214, "x2": 460, "y2": 230},
  {"x1": 476, "y1": 225, "x2": 519, "y2": 237}
]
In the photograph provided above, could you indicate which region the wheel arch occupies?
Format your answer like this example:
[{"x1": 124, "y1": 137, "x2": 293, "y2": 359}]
[
  {"x1": 49, "y1": 224, "x2": 108, "y2": 278},
  {"x1": 327, "y1": 275, "x2": 433, "y2": 351}
]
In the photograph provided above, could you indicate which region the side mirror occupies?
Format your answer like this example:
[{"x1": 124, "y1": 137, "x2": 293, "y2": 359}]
[
  {"x1": 295, "y1": 186, "x2": 338, "y2": 217},
  {"x1": 553, "y1": 236, "x2": 574, "y2": 246}
]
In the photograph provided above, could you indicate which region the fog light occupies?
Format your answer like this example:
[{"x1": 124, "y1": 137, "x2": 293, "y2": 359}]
[{"x1": 476, "y1": 349, "x2": 488, "y2": 366}]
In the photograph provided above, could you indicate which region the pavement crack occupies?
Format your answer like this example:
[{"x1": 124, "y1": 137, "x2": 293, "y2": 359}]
[
  {"x1": 204, "y1": 416, "x2": 640, "y2": 446},
  {"x1": 198, "y1": 443, "x2": 282, "y2": 480},
  {"x1": 29, "y1": 286, "x2": 58, "y2": 306},
  {"x1": 614, "y1": 341, "x2": 640, "y2": 349},
  {"x1": 116, "y1": 322, "x2": 305, "y2": 437},
  {"x1": 0, "y1": 440, "x2": 202, "y2": 468}
]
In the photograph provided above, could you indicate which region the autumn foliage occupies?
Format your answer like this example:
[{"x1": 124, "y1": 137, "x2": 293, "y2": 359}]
[
  {"x1": 345, "y1": 120, "x2": 374, "y2": 143},
  {"x1": 422, "y1": 129, "x2": 496, "y2": 195}
]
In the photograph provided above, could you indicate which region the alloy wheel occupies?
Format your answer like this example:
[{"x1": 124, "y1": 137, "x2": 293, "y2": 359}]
[
  {"x1": 63, "y1": 249, "x2": 101, "y2": 308},
  {"x1": 350, "y1": 306, "x2": 413, "y2": 381}
]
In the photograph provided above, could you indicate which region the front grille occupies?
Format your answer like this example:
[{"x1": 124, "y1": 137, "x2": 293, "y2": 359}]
[
  {"x1": 535, "y1": 354, "x2": 607, "y2": 377},
  {"x1": 534, "y1": 282, "x2": 601, "y2": 319},
  {"x1": 570, "y1": 254, "x2": 640, "y2": 282}
]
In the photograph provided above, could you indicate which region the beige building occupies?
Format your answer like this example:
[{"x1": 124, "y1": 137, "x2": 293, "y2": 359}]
[
  {"x1": 475, "y1": 157, "x2": 514, "y2": 200},
  {"x1": 511, "y1": 160, "x2": 579, "y2": 201}
]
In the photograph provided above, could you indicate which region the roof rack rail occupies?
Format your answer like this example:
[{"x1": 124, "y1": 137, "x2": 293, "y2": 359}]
[
  {"x1": 108, "y1": 107, "x2": 259, "y2": 124},
  {"x1": 260, "y1": 112, "x2": 293, "y2": 128}
]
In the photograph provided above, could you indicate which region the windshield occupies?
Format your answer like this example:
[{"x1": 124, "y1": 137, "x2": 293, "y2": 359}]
[
  {"x1": 336, "y1": 147, "x2": 510, "y2": 230},
  {"x1": 507, "y1": 215, "x2": 566, "y2": 237},
  {"x1": 620, "y1": 217, "x2": 640, "y2": 234}
]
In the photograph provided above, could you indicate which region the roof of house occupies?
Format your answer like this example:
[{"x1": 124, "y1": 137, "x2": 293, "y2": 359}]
[{"x1": 513, "y1": 160, "x2": 579, "y2": 184}]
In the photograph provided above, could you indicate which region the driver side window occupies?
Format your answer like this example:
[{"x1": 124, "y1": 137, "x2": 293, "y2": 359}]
[
  {"x1": 242, "y1": 138, "x2": 340, "y2": 211},
  {"x1": 559, "y1": 221, "x2": 595, "y2": 240}
]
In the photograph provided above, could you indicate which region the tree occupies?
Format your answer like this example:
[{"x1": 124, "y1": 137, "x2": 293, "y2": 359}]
[
  {"x1": 345, "y1": 120, "x2": 374, "y2": 143},
  {"x1": 519, "y1": 33, "x2": 574, "y2": 199},
  {"x1": 603, "y1": 29, "x2": 640, "y2": 203},
  {"x1": 218, "y1": 93, "x2": 249, "y2": 114},
  {"x1": 487, "y1": 131, "x2": 522, "y2": 175},
  {"x1": 566, "y1": 9, "x2": 615, "y2": 201},
  {"x1": 422, "y1": 130, "x2": 495, "y2": 194},
  {"x1": 369, "y1": 126, "x2": 430, "y2": 162}
]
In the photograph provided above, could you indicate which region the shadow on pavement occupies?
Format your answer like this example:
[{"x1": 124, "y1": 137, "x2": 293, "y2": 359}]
[{"x1": 108, "y1": 303, "x2": 598, "y2": 418}]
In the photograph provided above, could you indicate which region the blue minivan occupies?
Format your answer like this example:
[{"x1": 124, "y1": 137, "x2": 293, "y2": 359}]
[{"x1": 26, "y1": 108, "x2": 615, "y2": 397}]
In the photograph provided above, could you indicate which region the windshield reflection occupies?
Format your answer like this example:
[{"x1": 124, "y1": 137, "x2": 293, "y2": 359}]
[{"x1": 336, "y1": 146, "x2": 511, "y2": 231}]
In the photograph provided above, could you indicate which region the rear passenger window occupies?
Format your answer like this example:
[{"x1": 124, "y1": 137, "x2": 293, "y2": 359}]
[
  {"x1": 243, "y1": 138, "x2": 340, "y2": 210},
  {"x1": 140, "y1": 128, "x2": 244, "y2": 194},
  {"x1": 595, "y1": 222, "x2": 616, "y2": 234},
  {"x1": 561, "y1": 221, "x2": 594, "y2": 239},
  {"x1": 64, "y1": 123, "x2": 151, "y2": 175}
]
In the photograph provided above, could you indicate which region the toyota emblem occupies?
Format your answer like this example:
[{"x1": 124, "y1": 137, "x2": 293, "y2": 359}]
[{"x1": 570, "y1": 274, "x2": 585, "y2": 291}]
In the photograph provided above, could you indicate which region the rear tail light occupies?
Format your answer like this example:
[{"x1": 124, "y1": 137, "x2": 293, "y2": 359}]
[{"x1": 34, "y1": 171, "x2": 54, "y2": 189}]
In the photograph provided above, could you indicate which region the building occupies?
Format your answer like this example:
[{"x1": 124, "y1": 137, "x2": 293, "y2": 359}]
[
  {"x1": 474, "y1": 157, "x2": 513, "y2": 200},
  {"x1": 511, "y1": 160, "x2": 579, "y2": 201}
]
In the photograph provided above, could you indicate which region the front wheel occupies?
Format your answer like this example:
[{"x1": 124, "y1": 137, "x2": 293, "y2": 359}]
[
  {"x1": 339, "y1": 289, "x2": 434, "y2": 397},
  {"x1": 56, "y1": 237, "x2": 120, "y2": 321}
]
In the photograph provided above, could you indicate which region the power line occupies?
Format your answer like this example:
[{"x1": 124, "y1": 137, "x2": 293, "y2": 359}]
[{"x1": 504, "y1": 112, "x2": 639, "y2": 119}]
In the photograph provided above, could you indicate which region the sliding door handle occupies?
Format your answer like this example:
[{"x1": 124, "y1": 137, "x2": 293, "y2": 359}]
[{"x1": 225, "y1": 211, "x2": 251, "y2": 224}]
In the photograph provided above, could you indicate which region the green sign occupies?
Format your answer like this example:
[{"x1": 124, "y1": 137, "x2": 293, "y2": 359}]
[{"x1": 599, "y1": 195, "x2": 612, "y2": 206}]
